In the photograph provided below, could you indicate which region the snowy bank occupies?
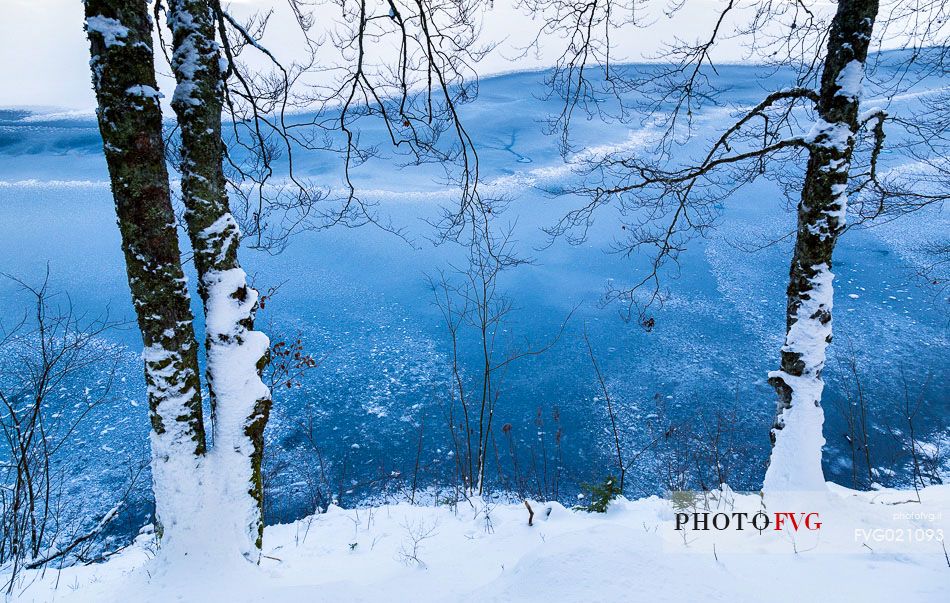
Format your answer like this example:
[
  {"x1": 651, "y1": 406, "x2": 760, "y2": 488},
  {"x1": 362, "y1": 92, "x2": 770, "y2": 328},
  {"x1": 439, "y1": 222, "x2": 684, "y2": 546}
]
[{"x1": 8, "y1": 484, "x2": 949, "y2": 602}]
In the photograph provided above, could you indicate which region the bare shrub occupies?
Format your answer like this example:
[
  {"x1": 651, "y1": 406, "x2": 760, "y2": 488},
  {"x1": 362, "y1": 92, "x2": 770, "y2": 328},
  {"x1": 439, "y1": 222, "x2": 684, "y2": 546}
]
[{"x1": 0, "y1": 273, "x2": 133, "y2": 590}]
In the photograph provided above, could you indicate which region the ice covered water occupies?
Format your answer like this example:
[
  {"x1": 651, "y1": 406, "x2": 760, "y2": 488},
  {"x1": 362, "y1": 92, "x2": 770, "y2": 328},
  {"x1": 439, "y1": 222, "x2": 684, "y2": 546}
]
[{"x1": 0, "y1": 58, "x2": 946, "y2": 528}]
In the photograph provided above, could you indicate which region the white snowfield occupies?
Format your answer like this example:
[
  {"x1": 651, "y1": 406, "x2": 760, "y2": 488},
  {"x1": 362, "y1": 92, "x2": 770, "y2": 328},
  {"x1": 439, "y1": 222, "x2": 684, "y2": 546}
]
[{"x1": 10, "y1": 484, "x2": 949, "y2": 602}]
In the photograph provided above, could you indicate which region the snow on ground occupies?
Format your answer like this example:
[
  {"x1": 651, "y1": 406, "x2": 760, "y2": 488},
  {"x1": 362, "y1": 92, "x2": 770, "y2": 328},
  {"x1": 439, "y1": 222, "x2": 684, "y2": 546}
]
[{"x1": 10, "y1": 484, "x2": 949, "y2": 602}]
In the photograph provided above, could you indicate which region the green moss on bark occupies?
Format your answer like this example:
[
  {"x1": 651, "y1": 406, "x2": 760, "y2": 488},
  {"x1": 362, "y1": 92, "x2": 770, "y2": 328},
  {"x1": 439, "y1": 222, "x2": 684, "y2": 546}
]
[
  {"x1": 167, "y1": 0, "x2": 272, "y2": 554},
  {"x1": 84, "y1": 0, "x2": 207, "y2": 454},
  {"x1": 769, "y1": 0, "x2": 880, "y2": 431}
]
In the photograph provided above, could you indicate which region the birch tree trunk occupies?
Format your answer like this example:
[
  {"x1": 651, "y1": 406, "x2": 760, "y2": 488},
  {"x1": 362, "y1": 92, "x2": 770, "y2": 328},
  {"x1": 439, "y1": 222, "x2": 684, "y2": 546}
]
[
  {"x1": 166, "y1": 0, "x2": 272, "y2": 558},
  {"x1": 83, "y1": 0, "x2": 207, "y2": 543},
  {"x1": 765, "y1": 0, "x2": 880, "y2": 491}
]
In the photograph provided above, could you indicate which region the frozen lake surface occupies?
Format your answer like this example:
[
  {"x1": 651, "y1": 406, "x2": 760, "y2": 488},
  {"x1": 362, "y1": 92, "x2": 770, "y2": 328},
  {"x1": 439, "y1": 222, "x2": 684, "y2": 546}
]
[{"x1": 0, "y1": 59, "x2": 947, "y2": 529}]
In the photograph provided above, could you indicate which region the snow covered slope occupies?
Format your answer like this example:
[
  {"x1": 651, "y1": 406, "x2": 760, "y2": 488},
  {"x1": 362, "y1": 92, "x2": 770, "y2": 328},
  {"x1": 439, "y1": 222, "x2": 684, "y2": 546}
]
[{"x1": 11, "y1": 484, "x2": 949, "y2": 602}]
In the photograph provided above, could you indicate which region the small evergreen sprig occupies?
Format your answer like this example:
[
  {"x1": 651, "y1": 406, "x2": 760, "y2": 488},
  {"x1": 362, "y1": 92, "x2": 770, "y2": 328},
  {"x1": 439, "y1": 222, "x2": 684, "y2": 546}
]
[{"x1": 575, "y1": 476, "x2": 622, "y2": 513}]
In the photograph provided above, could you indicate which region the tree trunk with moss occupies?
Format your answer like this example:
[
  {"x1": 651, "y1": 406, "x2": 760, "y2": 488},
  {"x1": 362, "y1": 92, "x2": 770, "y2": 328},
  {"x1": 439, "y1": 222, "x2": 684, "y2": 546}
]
[
  {"x1": 83, "y1": 0, "x2": 207, "y2": 544},
  {"x1": 765, "y1": 0, "x2": 880, "y2": 491},
  {"x1": 166, "y1": 0, "x2": 272, "y2": 559}
]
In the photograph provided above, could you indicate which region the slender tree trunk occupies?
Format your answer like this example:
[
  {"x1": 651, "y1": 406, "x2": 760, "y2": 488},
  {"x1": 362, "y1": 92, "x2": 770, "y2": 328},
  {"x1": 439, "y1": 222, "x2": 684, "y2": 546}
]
[
  {"x1": 83, "y1": 0, "x2": 207, "y2": 542},
  {"x1": 765, "y1": 0, "x2": 880, "y2": 491},
  {"x1": 166, "y1": 0, "x2": 272, "y2": 558}
]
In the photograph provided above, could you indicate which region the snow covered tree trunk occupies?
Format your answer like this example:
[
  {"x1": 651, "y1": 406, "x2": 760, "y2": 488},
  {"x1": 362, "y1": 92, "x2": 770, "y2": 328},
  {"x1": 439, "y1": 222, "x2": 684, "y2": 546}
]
[
  {"x1": 765, "y1": 0, "x2": 879, "y2": 491},
  {"x1": 83, "y1": 0, "x2": 207, "y2": 541},
  {"x1": 166, "y1": 0, "x2": 272, "y2": 558}
]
